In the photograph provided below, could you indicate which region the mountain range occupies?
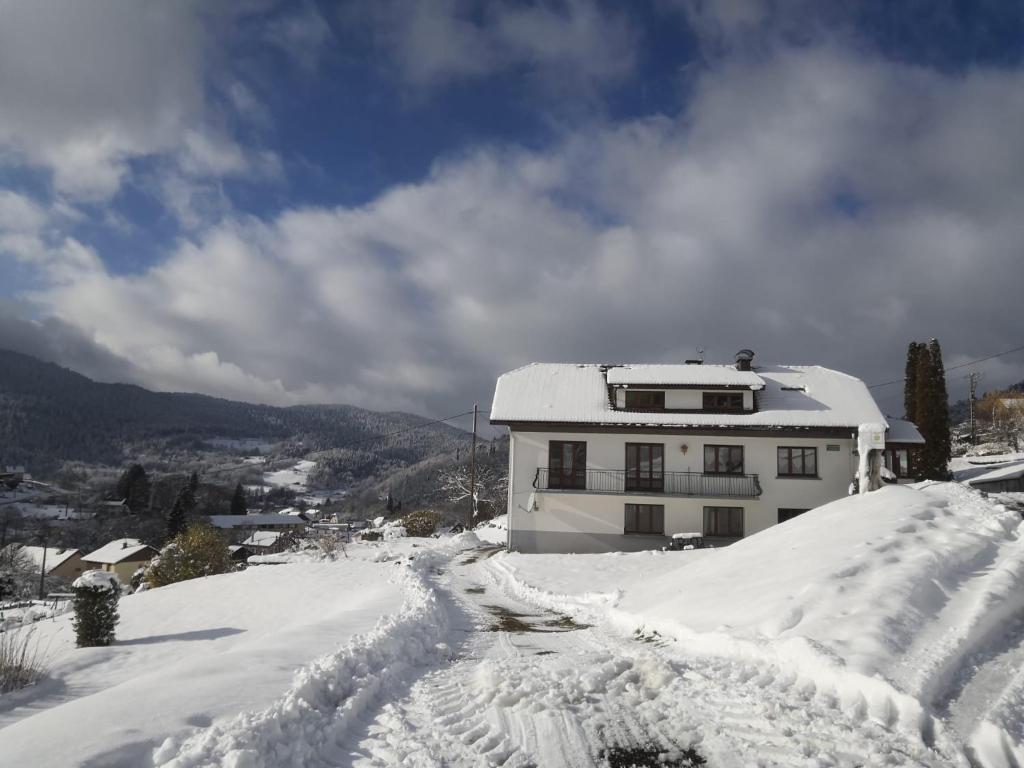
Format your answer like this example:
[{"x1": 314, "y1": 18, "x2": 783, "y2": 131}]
[{"x1": 0, "y1": 349, "x2": 474, "y2": 476}]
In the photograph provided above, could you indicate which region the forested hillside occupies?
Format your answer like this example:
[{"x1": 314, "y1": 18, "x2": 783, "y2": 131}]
[{"x1": 0, "y1": 349, "x2": 473, "y2": 474}]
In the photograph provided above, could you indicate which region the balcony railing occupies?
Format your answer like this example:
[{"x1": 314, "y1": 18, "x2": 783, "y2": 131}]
[{"x1": 533, "y1": 468, "x2": 762, "y2": 499}]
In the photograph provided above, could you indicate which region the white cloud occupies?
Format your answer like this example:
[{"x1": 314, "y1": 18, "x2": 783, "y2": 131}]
[
  {"x1": 11, "y1": 43, "x2": 1024, "y2": 414},
  {"x1": 356, "y1": 0, "x2": 637, "y2": 90}
]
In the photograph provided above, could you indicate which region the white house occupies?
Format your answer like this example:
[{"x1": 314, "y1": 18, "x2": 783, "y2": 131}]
[{"x1": 490, "y1": 351, "x2": 924, "y2": 554}]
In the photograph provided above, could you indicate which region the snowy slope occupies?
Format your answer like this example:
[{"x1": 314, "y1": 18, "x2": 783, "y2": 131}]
[
  {"x1": 489, "y1": 482, "x2": 1024, "y2": 766},
  {"x1": 0, "y1": 559, "x2": 404, "y2": 767}
]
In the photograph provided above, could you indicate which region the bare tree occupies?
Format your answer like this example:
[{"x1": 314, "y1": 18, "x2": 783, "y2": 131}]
[{"x1": 437, "y1": 465, "x2": 508, "y2": 519}]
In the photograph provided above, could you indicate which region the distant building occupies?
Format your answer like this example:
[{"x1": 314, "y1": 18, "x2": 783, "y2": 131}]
[
  {"x1": 207, "y1": 514, "x2": 306, "y2": 544},
  {"x1": 240, "y1": 530, "x2": 293, "y2": 554},
  {"x1": 17, "y1": 546, "x2": 86, "y2": 580},
  {"x1": 82, "y1": 538, "x2": 159, "y2": 582},
  {"x1": 968, "y1": 461, "x2": 1024, "y2": 494}
]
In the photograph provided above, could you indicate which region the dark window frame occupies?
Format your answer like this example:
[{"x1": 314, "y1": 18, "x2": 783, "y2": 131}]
[
  {"x1": 704, "y1": 506, "x2": 744, "y2": 537},
  {"x1": 777, "y1": 446, "x2": 818, "y2": 477},
  {"x1": 704, "y1": 444, "x2": 745, "y2": 475},
  {"x1": 884, "y1": 447, "x2": 912, "y2": 478},
  {"x1": 624, "y1": 390, "x2": 666, "y2": 411},
  {"x1": 778, "y1": 508, "x2": 810, "y2": 523},
  {"x1": 702, "y1": 392, "x2": 745, "y2": 411},
  {"x1": 624, "y1": 503, "x2": 665, "y2": 535},
  {"x1": 625, "y1": 443, "x2": 665, "y2": 492},
  {"x1": 548, "y1": 440, "x2": 587, "y2": 489}
]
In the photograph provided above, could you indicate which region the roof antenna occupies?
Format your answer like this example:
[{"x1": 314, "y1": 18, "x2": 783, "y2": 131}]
[{"x1": 697, "y1": 346, "x2": 705, "y2": 363}]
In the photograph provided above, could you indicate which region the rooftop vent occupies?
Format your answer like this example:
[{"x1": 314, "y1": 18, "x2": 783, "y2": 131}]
[{"x1": 734, "y1": 349, "x2": 755, "y2": 371}]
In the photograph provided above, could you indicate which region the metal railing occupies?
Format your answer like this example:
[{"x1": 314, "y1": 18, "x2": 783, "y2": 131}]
[{"x1": 533, "y1": 468, "x2": 762, "y2": 498}]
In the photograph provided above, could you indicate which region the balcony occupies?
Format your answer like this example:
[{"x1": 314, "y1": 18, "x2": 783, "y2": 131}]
[{"x1": 533, "y1": 468, "x2": 762, "y2": 499}]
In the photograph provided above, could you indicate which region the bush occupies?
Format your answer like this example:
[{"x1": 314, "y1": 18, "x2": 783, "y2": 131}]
[
  {"x1": 398, "y1": 510, "x2": 442, "y2": 537},
  {"x1": 146, "y1": 524, "x2": 233, "y2": 588},
  {"x1": 72, "y1": 572, "x2": 120, "y2": 648},
  {"x1": 0, "y1": 627, "x2": 48, "y2": 692}
]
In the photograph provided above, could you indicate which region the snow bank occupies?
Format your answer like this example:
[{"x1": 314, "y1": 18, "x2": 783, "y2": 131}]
[
  {"x1": 0, "y1": 560, "x2": 404, "y2": 768},
  {"x1": 490, "y1": 483, "x2": 1024, "y2": 751},
  {"x1": 153, "y1": 536, "x2": 478, "y2": 767}
]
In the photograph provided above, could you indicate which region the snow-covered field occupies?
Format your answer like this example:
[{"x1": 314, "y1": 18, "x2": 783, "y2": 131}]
[{"x1": 2, "y1": 481, "x2": 1022, "y2": 767}]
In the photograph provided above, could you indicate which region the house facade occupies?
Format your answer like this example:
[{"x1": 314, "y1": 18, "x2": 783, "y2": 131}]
[
  {"x1": 491, "y1": 352, "x2": 924, "y2": 554},
  {"x1": 82, "y1": 539, "x2": 159, "y2": 582}
]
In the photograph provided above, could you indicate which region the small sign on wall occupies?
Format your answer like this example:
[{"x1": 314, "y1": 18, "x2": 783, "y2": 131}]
[{"x1": 826, "y1": 444, "x2": 840, "y2": 451}]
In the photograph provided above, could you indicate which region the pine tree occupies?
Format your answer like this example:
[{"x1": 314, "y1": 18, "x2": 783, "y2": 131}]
[
  {"x1": 116, "y1": 464, "x2": 151, "y2": 513},
  {"x1": 904, "y1": 342, "x2": 923, "y2": 422},
  {"x1": 188, "y1": 471, "x2": 199, "y2": 495},
  {"x1": 166, "y1": 486, "x2": 190, "y2": 538},
  {"x1": 925, "y1": 338, "x2": 951, "y2": 479},
  {"x1": 230, "y1": 482, "x2": 247, "y2": 516}
]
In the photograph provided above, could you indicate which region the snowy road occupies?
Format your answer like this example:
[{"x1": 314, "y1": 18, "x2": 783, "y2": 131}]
[{"x1": 345, "y1": 545, "x2": 956, "y2": 768}]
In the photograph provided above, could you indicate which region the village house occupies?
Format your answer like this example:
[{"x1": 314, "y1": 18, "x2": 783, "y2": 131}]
[
  {"x1": 490, "y1": 351, "x2": 924, "y2": 554},
  {"x1": 207, "y1": 513, "x2": 307, "y2": 545},
  {"x1": 18, "y1": 546, "x2": 86, "y2": 581},
  {"x1": 82, "y1": 539, "x2": 159, "y2": 582}
]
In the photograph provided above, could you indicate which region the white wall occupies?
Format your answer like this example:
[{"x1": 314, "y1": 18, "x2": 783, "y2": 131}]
[{"x1": 506, "y1": 428, "x2": 858, "y2": 552}]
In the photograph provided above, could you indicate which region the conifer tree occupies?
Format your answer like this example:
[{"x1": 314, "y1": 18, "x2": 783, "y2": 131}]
[
  {"x1": 904, "y1": 342, "x2": 923, "y2": 422},
  {"x1": 72, "y1": 575, "x2": 120, "y2": 647},
  {"x1": 116, "y1": 464, "x2": 151, "y2": 513},
  {"x1": 230, "y1": 482, "x2": 247, "y2": 516},
  {"x1": 188, "y1": 471, "x2": 199, "y2": 495},
  {"x1": 166, "y1": 488, "x2": 189, "y2": 538},
  {"x1": 924, "y1": 338, "x2": 952, "y2": 478}
]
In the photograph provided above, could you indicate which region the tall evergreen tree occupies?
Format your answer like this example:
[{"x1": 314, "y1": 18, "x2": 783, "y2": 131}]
[
  {"x1": 116, "y1": 464, "x2": 151, "y2": 513},
  {"x1": 188, "y1": 471, "x2": 199, "y2": 495},
  {"x1": 230, "y1": 482, "x2": 248, "y2": 516},
  {"x1": 925, "y1": 339, "x2": 952, "y2": 479},
  {"x1": 166, "y1": 488, "x2": 189, "y2": 538},
  {"x1": 904, "y1": 342, "x2": 923, "y2": 422}
]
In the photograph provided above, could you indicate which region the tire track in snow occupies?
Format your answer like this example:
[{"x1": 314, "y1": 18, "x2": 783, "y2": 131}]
[{"x1": 351, "y1": 547, "x2": 955, "y2": 768}]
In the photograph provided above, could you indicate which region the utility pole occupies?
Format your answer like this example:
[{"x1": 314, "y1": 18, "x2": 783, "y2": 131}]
[
  {"x1": 968, "y1": 371, "x2": 981, "y2": 445},
  {"x1": 468, "y1": 404, "x2": 478, "y2": 531},
  {"x1": 38, "y1": 526, "x2": 48, "y2": 600}
]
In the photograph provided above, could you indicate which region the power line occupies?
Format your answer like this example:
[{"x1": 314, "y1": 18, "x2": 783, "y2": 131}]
[{"x1": 867, "y1": 343, "x2": 1024, "y2": 389}]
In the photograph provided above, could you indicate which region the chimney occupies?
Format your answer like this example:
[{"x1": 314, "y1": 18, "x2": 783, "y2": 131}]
[
  {"x1": 122, "y1": 541, "x2": 128, "y2": 549},
  {"x1": 734, "y1": 349, "x2": 755, "y2": 371}
]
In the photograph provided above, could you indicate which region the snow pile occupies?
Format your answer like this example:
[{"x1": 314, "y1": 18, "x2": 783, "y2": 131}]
[
  {"x1": 152, "y1": 540, "x2": 475, "y2": 767},
  {"x1": 72, "y1": 570, "x2": 120, "y2": 590},
  {"x1": 490, "y1": 483, "x2": 1024, "y2": 758}
]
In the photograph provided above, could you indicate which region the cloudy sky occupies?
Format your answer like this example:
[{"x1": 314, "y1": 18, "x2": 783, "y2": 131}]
[{"x1": 1, "y1": 0, "x2": 1023, "y2": 424}]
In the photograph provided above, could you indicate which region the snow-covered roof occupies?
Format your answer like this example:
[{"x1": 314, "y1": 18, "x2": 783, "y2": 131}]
[
  {"x1": 19, "y1": 546, "x2": 81, "y2": 571},
  {"x1": 606, "y1": 364, "x2": 765, "y2": 389},
  {"x1": 885, "y1": 419, "x2": 925, "y2": 445},
  {"x1": 490, "y1": 363, "x2": 885, "y2": 430},
  {"x1": 83, "y1": 539, "x2": 157, "y2": 564},
  {"x1": 208, "y1": 514, "x2": 305, "y2": 529},
  {"x1": 242, "y1": 531, "x2": 286, "y2": 547},
  {"x1": 967, "y1": 461, "x2": 1024, "y2": 486}
]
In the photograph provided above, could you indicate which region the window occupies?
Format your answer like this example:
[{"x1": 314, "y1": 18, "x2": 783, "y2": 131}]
[
  {"x1": 625, "y1": 443, "x2": 664, "y2": 491},
  {"x1": 778, "y1": 508, "x2": 809, "y2": 523},
  {"x1": 884, "y1": 448, "x2": 911, "y2": 478},
  {"x1": 704, "y1": 506, "x2": 743, "y2": 537},
  {"x1": 777, "y1": 447, "x2": 818, "y2": 477},
  {"x1": 625, "y1": 503, "x2": 665, "y2": 534},
  {"x1": 702, "y1": 392, "x2": 744, "y2": 410},
  {"x1": 548, "y1": 441, "x2": 586, "y2": 489},
  {"x1": 704, "y1": 445, "x2": 744, "y2": 474},
  {"x1": 625, "y1": 390, "x2": 665, "y2": 410}
]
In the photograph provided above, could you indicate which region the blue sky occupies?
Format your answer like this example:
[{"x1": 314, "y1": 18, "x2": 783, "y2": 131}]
[{"x1": 1, "y1": 0, "x2": 1023, "y2": 418}]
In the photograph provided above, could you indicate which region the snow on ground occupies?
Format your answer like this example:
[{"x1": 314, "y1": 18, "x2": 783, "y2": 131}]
[
  {"x1": 0, "y1": 556, "x2": 406, "y2": 768},
  {"x1": 474, "y1": 513, "x2": 509, "y2": 545},
  {"x1": 262, "y1": 459, "x2": 317, "y2": 490},
  {"x1": 4, "y1": 482, "x2": 1023, "y2": 767},
  {"x1": 490, "y1": 482, "x2": 1024, "y2": 767}
]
